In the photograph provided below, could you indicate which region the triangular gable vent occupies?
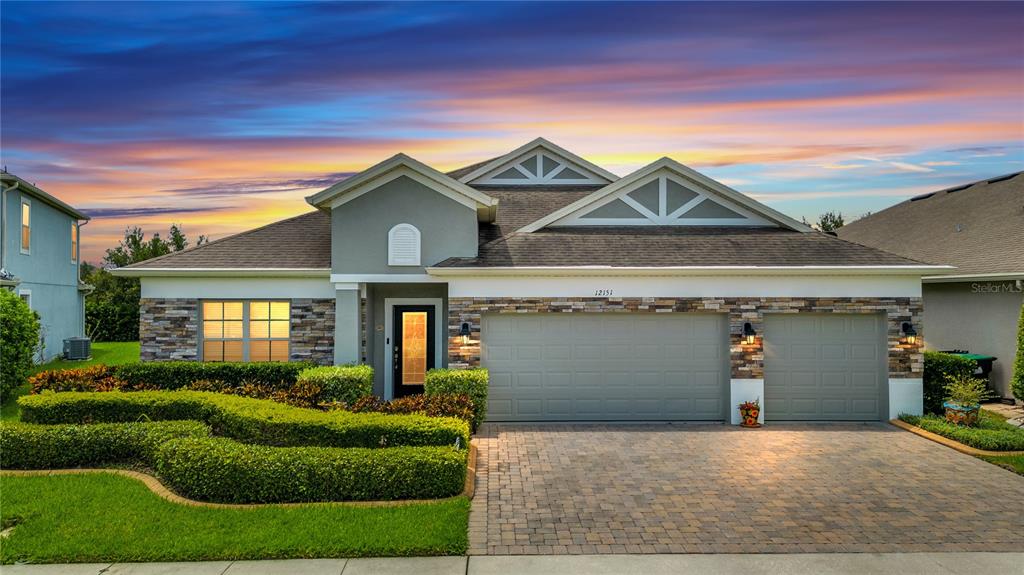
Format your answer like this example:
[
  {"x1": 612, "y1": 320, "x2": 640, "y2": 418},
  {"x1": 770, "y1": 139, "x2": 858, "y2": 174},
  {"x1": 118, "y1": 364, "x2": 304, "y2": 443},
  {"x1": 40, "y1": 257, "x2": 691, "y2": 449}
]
[
  {"x1": 556, "y1": 170, "x2": 772, "y2": 226},
  {"x1": 463, "y1": 138, "x2": 616, "y2": 186}
]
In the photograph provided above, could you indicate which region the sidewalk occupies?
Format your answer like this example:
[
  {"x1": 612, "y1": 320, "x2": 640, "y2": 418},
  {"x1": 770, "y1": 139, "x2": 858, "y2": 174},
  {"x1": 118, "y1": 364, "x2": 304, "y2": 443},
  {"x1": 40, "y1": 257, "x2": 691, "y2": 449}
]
[{"x1": 3, "y1": 553, "x2": 1022, "y2": 575}]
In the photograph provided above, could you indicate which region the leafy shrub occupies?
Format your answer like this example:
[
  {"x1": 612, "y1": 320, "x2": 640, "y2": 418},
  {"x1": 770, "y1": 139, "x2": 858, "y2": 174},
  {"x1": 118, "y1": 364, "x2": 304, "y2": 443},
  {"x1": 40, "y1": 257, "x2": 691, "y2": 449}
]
[
  {"x1": 29, "y1": 365, "x2": 136, "y2": 394},
  {"x1": 157, "y1": 437, "x2": 466, "y2": 503},
  {"x1": 1013, "y1": 302, "x2": 1024, "y2": 403},
  {"x1": 114, "y1": 361, "x2": 312, "y2": 391},
  {"x1": 297, "y1": 365, "x2": 373, "y2": 406},
  {"x1": 19, "y1": 391, "x2": 469, "y2": 449},
  {"x1": 899, "y1": 413, "x2": 1024, "y2": 451},
  {"x1": 0, "y1": 420, "x2": 210, "y2": 469},
  {"x1": 923, "y1": 352, "x2": 977, "y2": 415},
  {"x1": 944, "y1": 373, "x2": 994, "y2": 408},
  {"x1": 0, "y1": 289, "x2": 40, "y2": 402},
  {"x1": 350, "y1": 394, "x2": 475, "y2": 426},
  {"x1": 424, "y1": 368, "x2": 488, "y2": 429}
]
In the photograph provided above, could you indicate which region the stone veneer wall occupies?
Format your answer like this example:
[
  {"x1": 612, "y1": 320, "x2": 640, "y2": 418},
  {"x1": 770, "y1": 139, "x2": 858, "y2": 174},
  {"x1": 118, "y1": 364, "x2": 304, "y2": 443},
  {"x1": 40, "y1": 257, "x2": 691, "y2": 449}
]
[
  {"x1": 140, "y1": 298, "x2": 335, "y2": 364},
  {"x1": 290, "y1": 298, "x2": 335, "y2": 365},
  {"x1": 140, "y1": 298, "x2": 199, "y2": 361},
  {"x1": 447, "y1": 297, "x2": 924, "y2": 378}
]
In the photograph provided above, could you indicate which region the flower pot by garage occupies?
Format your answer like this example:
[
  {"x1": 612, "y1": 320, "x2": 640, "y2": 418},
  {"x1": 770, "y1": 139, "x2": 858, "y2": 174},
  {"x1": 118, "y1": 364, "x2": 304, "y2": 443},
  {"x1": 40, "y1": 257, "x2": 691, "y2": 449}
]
[
  {"x1": 739, "y1": 407, "x2": 761, "y2": 428},
  {"x1": 943, "y1": 401, "x2": 980, "y2": 426}
]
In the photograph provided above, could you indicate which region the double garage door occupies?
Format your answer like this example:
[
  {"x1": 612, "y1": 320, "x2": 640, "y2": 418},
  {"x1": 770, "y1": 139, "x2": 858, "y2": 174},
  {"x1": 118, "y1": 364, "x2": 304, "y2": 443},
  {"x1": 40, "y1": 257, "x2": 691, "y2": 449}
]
[{"x1": 481, "y1": 312, "x2": 886, "y2": 422}]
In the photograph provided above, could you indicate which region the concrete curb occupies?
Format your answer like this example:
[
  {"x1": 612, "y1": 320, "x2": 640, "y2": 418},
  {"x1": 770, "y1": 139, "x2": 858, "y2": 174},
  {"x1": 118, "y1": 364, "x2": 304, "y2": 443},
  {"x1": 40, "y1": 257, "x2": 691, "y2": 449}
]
[
  {"x1": 0, "y1": 440, "x2": 477, "y2": 509},
  {"x1": 889, "y1": 419, "x2": 1024, "y2": 457}
]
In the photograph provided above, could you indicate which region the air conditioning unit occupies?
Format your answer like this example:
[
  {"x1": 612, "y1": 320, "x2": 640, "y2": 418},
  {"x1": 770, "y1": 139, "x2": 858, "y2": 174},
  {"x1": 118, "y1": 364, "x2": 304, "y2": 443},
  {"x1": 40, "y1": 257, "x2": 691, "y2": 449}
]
[{"x1": 63, "y1": 337, "x2": 92, "y2": 360}]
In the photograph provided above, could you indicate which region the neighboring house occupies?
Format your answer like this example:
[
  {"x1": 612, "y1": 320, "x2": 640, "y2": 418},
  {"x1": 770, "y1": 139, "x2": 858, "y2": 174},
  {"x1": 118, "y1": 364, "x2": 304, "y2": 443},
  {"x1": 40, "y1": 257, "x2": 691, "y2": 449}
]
[
  {"x1": 114, "y1": 138, "x2": 950, "y2": 424},
  {"x1": 839, "y1": 172, "x2": 1024, "y2": 401},
  {"x1": 1, "y1": 170, "x2": 91, "y2": 361}
]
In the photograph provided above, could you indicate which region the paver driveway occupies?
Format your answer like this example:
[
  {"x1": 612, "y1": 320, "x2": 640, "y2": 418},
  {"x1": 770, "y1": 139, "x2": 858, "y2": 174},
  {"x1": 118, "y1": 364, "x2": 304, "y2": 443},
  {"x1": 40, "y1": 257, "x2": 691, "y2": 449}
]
[{"x1": 468, "y1": 423, "x2": 1024, "y2": 555}]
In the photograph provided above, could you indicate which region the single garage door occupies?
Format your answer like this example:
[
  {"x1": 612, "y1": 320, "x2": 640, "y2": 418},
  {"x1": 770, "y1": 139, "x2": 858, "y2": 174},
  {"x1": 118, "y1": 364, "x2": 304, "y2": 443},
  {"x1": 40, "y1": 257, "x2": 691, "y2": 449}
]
[
  {"x1": 764, "y1": 314, "x2": 887, "y2": 421},
  {"x1": 482, "y1": 313, "x2": 729, "y2": 422}
]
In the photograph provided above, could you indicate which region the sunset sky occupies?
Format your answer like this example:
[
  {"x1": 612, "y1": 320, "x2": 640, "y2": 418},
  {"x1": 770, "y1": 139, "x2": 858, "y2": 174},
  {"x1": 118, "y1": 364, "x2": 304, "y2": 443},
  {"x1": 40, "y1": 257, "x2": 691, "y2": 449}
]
[{"x1": 2, "y1": 1, "x2": 1022, "y2": 263}]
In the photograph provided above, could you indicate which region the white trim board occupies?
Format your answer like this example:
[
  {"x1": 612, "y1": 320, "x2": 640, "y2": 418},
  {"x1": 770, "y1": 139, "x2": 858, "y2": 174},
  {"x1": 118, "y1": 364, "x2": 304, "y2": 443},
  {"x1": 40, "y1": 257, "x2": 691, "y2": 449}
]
[
  {"x1": 383, "y1": 297, "x2": 444, "y2": 400},
  {"x1": 113, "y1": 268, "x2": 329, "y2": 278},
  {"x1": 141, "y1": 277, "x2": 336, "y2": 299},
  {"x1": 331, "y1": 273, "x2": 446, "y2": 284},
  {"x1": 472, "y1": 146, "x2": 610, "y2": 186},
  {"x1": 445, "y1": 275, "x2": 924, "y2": 298},
  {"x1": 429, "y1": 265, "x2": 952, "y2": 277}
]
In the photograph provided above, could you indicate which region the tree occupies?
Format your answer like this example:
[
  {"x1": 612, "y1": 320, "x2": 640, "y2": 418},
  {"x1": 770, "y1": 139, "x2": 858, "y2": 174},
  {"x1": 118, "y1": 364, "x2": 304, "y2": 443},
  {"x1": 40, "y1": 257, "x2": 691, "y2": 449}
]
[
  {"x1": 0, "y1": 289, "x2": 40, "y2": 401},
  {"x1": 1012, "y1": 301, "x2": 1024, "y2": 403},
  {"x1": 803, "y1": 211, "x2": 845, "y2": 232},
  {"x1": 85, "y1": 224, "x2": 203, "y2": 342}
]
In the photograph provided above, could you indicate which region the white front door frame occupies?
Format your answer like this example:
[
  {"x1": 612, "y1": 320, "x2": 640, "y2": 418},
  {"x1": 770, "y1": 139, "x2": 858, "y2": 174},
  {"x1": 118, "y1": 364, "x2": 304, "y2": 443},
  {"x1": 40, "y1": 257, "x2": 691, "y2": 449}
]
[{"x1": 383, "y1": 297, "x2": 444, "y2": 399}]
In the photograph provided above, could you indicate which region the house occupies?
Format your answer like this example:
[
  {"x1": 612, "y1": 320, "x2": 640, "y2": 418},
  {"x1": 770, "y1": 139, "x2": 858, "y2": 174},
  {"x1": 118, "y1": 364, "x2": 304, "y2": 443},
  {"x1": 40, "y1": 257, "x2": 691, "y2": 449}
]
[
  {"x1": 1, "y1": 170, "x2": 91, "y2": 361},
  {"x1": 113, "y1": 138, "x2": 951, "y2": 423},
  {"x1": 839, "y1": 172, "x2": 1024, "y2": 401}
]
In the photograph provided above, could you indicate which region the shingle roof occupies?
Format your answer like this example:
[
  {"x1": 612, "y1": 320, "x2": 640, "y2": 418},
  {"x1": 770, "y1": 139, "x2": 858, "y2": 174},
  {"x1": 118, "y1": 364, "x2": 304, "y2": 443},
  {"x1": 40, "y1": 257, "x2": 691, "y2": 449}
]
[
  {"x1": 125, "y1": 211, "x2": 330, "y2": 269},
  {"x1": 435, "y1": 226, "x2": 928, "y2": 268},
  {"x1": 838, "y1": 172, "x2": 1024, "y2": 276},
  {"x1": 445, "y1": 156, "x2": 503, "y2": 181},
  {"x1": 472, "y1": 185, "x2": 602, "y2": 244}
]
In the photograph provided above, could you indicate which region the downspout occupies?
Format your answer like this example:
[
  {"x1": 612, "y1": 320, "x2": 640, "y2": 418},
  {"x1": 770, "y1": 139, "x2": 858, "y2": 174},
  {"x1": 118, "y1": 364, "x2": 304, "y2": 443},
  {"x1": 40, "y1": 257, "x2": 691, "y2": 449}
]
[
  {"x1": 0, "y1": 179, "x2": 19, "y2": 273},
  {"x1": 77, "y1": 218, "x2": 90, "y2": 338}
]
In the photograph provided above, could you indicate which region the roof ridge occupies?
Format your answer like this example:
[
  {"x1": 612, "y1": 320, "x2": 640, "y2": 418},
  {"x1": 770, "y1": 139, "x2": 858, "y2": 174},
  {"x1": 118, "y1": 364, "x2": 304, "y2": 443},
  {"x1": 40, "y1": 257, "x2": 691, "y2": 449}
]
[{"x1": 121, "y1": 210, "x2": 324, "y2": 269}]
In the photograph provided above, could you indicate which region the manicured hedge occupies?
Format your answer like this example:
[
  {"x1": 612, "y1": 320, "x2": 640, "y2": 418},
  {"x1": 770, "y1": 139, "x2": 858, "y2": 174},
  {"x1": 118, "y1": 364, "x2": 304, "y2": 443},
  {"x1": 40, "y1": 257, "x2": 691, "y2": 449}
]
[
  {"x1": 114, "y1": 361, "x2": 313, "y2": 390},
  {"x1": 297, "y1": 365, "x2": 374, "y2": 406},
  {"x1": 923, "y1": 351, "x2": 977, "y2": 415},
  {"x1": 900, "y1": 413, "x2": 1024, "y2": 451},
  {"x1": 1, "y1": 288, "x2": 40, "y2": 402},
  {"x1": 1012, "y1": 302, "x2": 1024, "y2": 402},
  {"x1": 19, "y1": 391, "x2": 469, "y2": 449},
  {"x1": 0, "y1": 420, "x2": 210, "y2": 469},
  {"x1": 424, "y1": 368, "x2": 488, "y2": 429},
  {"x1": 156, "y1": 437, "x2": 466, "y2": 503},
  {"x1": 350, "y1": 393, "x2": 475, "y2": 426}
]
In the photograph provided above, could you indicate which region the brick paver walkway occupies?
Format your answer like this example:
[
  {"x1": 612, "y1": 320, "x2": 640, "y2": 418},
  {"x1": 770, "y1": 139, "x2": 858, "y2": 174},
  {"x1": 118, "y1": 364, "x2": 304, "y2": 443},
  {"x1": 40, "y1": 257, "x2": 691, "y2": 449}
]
[{"x1": 468, "y1": 423, "x2": 1024, "y2": 555}]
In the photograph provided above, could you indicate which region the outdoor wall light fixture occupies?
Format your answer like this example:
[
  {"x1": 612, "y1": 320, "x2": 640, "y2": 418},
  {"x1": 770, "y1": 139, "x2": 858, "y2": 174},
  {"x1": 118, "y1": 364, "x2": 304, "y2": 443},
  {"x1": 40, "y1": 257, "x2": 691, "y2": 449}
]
[
  {"x1": 742, "y1": 322, "x2": 757, "y2": 345},
  {"x1": 459, "y1": 322, "x2": 471, "y2": 344},
  {"x1": 902, "y1": 322, "x2": 918, "y2": 345}
]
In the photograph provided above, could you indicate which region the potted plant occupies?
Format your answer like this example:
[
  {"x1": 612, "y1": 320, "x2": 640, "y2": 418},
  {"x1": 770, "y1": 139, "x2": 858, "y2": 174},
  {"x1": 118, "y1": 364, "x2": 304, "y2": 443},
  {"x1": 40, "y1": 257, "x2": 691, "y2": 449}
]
[
  {"x1": 738, "y1": 398, "x2": 761, "y2": 428},
  {"x1": 943, "y1": 373, "x2": 993, "y2": 427}
]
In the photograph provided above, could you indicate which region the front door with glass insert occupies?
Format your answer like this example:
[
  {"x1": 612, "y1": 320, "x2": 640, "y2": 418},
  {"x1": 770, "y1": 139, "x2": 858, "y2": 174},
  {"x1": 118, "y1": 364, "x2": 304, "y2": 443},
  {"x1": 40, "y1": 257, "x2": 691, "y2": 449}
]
[{"x1": 392, "y1": 305, "x2": 435, "y2": 397}]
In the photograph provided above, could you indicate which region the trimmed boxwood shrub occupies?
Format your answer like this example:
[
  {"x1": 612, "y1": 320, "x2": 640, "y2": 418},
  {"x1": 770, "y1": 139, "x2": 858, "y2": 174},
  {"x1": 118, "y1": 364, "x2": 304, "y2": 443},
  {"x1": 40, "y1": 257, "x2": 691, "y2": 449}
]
[
  {"x1": 156, "y1": 437, "x2": 466, "y2": 503},
  {"x1": 297, "y1": 365, "x2": 373, "y2": 406},
  {"x1": 424, "y1": 368, "x2": 488, "y2": 429},
  {"x1": 113, "y1": 361, "x2": 312, "y2": 390},
  {"x1": 1012, "y1": 302, "x2": 1024, "y2": 402},
  {"x1": 0, "y1": 420, "x2": 210, "y2": 469},
  {"x1": 0, "y1": 288, "x2": 41, "y2": 402},
  {"x1": 19, "y1": 391, "x2": 469, "y2": 449},
  {"x1": 350, "y1": 393, "x2": 475, "y2": 426},
  {"x1": 900, "y1": 413, "x2": 1024, "y2": 451},
  {"x1": 923, "y1": 351, "x2": 977, "y2": 415}
]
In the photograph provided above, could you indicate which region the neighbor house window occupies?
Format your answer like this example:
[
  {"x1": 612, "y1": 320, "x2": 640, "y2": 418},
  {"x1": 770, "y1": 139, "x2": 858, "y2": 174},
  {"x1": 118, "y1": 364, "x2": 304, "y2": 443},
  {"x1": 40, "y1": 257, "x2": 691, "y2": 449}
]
[
  {"x1": 19, "y1": 290, "x2": 31, "y2": 309},
  {"x1": 20, "y1": 199, "x2": 30, "y2": 254},
  {"x1": 71, "y1": 223, "x2": 79, "y2": 263},
  {"x1": 201, "y1": 300, "x2": 290, "y2": 362}
]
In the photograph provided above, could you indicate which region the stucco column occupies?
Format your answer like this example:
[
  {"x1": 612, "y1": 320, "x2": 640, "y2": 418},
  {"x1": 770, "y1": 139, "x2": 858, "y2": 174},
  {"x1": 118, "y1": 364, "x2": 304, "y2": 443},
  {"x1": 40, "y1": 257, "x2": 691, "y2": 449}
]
[{"x1": 334, "y1": 283, "x2": 361, "y2": 365}]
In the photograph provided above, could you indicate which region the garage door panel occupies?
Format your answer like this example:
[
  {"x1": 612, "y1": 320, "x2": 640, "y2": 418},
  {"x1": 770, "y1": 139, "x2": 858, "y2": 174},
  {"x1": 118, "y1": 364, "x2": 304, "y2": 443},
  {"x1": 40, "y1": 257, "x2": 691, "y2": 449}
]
[
  {"x1": 483, "y1": 313, "x2": 728, "y2": 421},
  {"x1": 765, "y1": 314, "x2": 885, "y2": 421}
]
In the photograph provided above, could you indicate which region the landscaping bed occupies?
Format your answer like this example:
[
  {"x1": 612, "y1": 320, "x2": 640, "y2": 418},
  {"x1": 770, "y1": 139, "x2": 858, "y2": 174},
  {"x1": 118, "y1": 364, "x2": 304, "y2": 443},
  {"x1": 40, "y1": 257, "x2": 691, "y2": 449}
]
[
  {"x1": 898, "y1": 412, "x2": 1024, "y2": 452},
  {"x1": 0, "y1": 473, "x2": 468, "y2": 564}
]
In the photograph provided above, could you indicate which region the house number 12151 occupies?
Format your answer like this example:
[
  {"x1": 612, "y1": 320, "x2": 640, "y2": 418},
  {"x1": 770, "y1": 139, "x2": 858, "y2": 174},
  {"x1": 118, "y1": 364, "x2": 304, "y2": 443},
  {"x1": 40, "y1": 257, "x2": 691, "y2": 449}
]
[{"x1": 594, "y1": 289, "x2": 614, "y2": 296}]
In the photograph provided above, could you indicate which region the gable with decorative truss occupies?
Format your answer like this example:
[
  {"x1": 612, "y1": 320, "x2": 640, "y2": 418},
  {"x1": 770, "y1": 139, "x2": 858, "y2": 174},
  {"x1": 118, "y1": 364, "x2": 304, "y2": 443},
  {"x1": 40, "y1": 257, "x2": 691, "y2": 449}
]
[
  {"x1": 552, "y1": 169, "x2": 774, "y2": 227},
  {"x1": 462, "y1": 139, "x2": 616, "y2": 186}
]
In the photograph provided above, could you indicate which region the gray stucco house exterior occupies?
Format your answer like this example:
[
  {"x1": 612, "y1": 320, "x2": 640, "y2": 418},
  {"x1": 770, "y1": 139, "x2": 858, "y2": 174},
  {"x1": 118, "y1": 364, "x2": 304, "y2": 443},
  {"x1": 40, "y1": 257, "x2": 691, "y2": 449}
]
[
  {"x1": 839, "y1": 172, "x2": 1023, "y2": 401},
  {"x1": 1, "y1": 170, "x2": 91, "y2": 361},
  {"x1": 115, "y1": 138, "x2": 951, "y2": 424}
]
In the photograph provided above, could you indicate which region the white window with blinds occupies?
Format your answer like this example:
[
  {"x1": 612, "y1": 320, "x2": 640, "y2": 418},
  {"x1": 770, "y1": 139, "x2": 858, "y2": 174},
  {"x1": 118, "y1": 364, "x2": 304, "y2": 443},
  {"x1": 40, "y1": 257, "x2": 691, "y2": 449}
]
[
  {"x1": 201, "y1": 300, "x2": 290, "y2": 362},
  {"x1": 388, "y1": 223, "x2": 421, "y2": 266}
]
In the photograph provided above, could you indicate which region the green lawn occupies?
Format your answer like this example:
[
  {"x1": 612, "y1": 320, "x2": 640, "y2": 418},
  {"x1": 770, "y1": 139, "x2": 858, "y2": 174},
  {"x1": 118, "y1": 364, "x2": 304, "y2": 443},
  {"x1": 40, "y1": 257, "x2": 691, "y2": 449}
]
[
  {"x1": 0, "y1": 473, "x2": 469, "y2": 564},
  {"x1": 899, "y1": 410, "x2": 1024, "y2": 451},
  {"x1": 0, "y1": 341, "x2": 139, "y2": 422}
]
